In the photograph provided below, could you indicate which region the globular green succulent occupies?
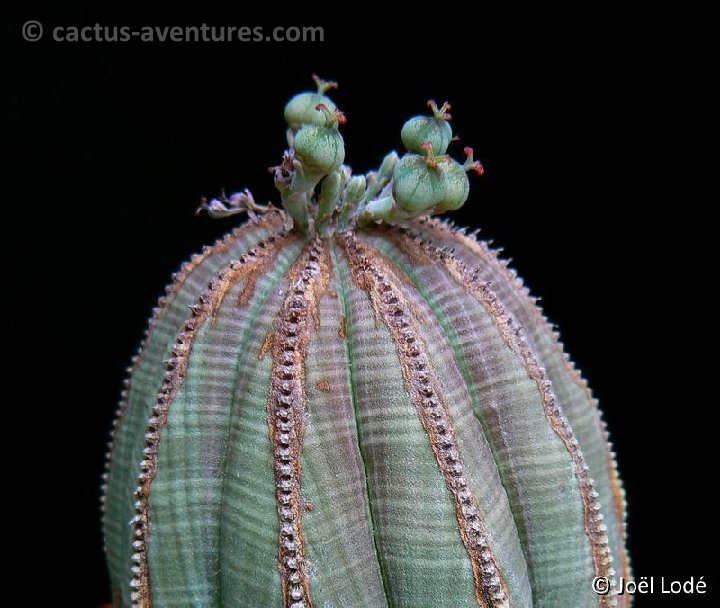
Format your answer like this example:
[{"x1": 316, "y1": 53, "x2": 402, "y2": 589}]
[{"x1": 102, "y1": 76, "x2": 629, "y2": 608}]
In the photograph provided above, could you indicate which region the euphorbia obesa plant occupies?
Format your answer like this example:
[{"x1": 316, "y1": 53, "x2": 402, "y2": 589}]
[{"x1": 102, "y1": 76, "x2": 629, "y2": 607}]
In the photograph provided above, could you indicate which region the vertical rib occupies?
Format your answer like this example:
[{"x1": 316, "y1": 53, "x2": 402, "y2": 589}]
[
  {"x1": 146, "y1": 236, "x2": 304, "y2": 606},
  {"x1": 129, "y1": 232, "x2": 290, "y2": 608},
  {"x1": 103, "y1": 213, "x2": 283, "y2": 510},
  {"x1": 341, "y1": 234, "x2": 510, "y2": 608},
  {"x1": 103, "y1": 212, "x2": 284, "y2": 600},
  {"x1": 414, "y1": 217, "x2": 629, "y2": 591},
  {"x1": 267, "y1": 238, "x2": 329, "y2": 608},
  {"x1": 298, "y1": 244, "x2": 389, "y2": 606},
  {"x1": 396, "y1": 230, "x2": 615, "y2": 607}
]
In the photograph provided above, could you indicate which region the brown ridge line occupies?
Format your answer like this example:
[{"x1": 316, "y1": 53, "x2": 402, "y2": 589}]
[
  {"x1": 415, "y1": 217, "x2": 630, "y2": 587},
  {"x1": 340, "y1": 233, "x2": 510, "y2": 608},
  {"x1": 267, "y1": 237, "x2": 329, "y2": 608},
  {"x1": 398, "y1": 228, "x2": 617, "y2": 607},
  {"x1": 152, "y1": 212, "x2": 285, "y2": 336},
  {"x1": 338, "y1": 314, "x2": 347, "y2": 339},
  {"x1": 415, "y1": 217, "x2": 606, "y2": 396},
  {"x1": 127, "y1": 230, "x2": 292, "y2": 608},
  {"x1": 100, "y1": 212, "x2": 284, "y2": 523}
]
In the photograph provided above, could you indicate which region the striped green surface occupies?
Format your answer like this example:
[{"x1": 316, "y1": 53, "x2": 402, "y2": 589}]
[
  {"x1": 148, "y1": 239, "x2": 303, "y2": 606},
  {"x1": 413, "y1": 219, "x2": 625, "y2": 583},
  {"x1": 104, "y1": 219, "x2": 281, "y2": 604},
  {"x1": 106, "y1": 221, "x2": 624, "y2": 607},
  {"x1": 300, "y1": 249, "x2": 387, "y2": 606},
  {"x1": 370, "y1": 250, "x2": 533, "y2": 606},
  {"x1": 333, "y1": 247, "x2": 478, "y2": 607},
  {"x1": 364, "y1": 233, "x2": 597, "y2": 607}
]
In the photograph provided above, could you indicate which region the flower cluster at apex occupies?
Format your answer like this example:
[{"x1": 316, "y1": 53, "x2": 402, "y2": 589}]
[{"x1": 200, "y1": 75, "x2": 484, "y2": 236}]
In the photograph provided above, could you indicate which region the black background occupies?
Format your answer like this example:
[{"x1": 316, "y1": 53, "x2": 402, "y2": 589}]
[{"x1": 4, "y1": 4, "x2": 718, "y2": 607}]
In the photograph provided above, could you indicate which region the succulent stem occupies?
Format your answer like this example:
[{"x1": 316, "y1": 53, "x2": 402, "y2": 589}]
[{"x1": 107, "y1": 79, "x2": 628, "y2": 608}]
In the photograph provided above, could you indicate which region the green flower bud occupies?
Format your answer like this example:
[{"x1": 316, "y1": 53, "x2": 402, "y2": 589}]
[
  {"x1": 401, "y1": 117, "x2": 452, "y2": 155},
  {"x1": 285, "y1": 94, "x2": 338, "y2": 129},
  {"x1": 284, "y1": 75, "x2": 339, "y2": 129},
  {"x1": 401, "y1": 101, "x2": 453, "y2": 155},
  {"x1": 345, "y1": 175, "x2": 366, "y2": 204},
  {"x1": 378, "y1": 151, "x2": 399, "y2": 179},
  {"x1": 293, "y1": 125, "x2": 345, "y2": 176},
  {"x1": 362, "y1": 195, "x2": 394, "y2": 221},
  {"x1": 435, "y1": 158, "x2": 470, "y2": 211},
  {"x1": 392, "y1": 154, "x2": 444, "y2": 212}
]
